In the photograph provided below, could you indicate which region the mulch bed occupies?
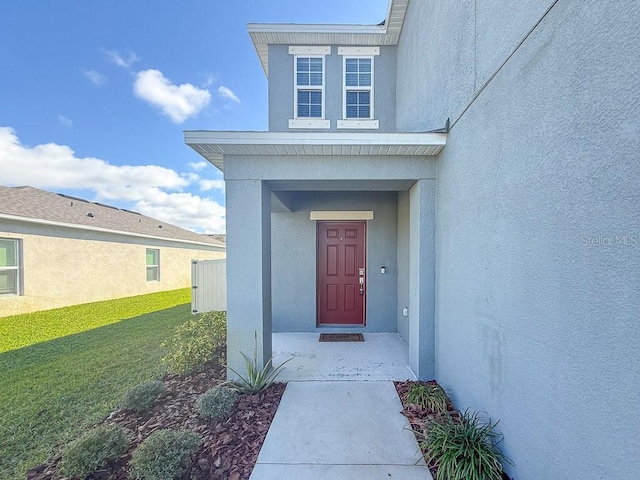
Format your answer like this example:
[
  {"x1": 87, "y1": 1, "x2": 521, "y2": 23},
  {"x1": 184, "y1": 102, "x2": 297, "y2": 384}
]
[
  {"x1": 395, "y1": 380, "x2": 511, "y2": 480},
  {"x1": 27, "y1": 360, "x2": 286, "y2": 480}
]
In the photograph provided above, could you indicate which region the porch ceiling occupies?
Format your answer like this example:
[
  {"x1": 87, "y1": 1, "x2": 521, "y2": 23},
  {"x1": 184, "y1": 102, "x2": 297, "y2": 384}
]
[{"x1": 184, "y1": 131, "x2": 447, "y2": 172}]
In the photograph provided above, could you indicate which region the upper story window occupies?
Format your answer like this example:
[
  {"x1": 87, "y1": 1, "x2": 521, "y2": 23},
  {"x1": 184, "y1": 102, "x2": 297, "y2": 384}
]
[
  {"x1": 296, "y1": 57, "x2": 324, "y2": 118},
  {"x1": 146, "y1": 248, "x2": 160, "y2": 282},
  {"x1": 338, "y1": 47, "x2": 380, "y2": 130},
  {"x1": 0, "y1": 238, "x2": 21, "y2": 296},
  {"x1": 289, "y1": 46, "x2": 331, "y2": 129}
]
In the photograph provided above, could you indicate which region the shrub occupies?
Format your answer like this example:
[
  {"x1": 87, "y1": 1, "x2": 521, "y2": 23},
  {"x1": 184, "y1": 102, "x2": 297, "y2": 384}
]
[
  {"x1": 422, "y1": 409, "x2": 512, "y2": 480},
  {"x1": 405, "y1": 382, "x2": 449, "y2": 413},
  {"x1": 129, "y1": 429, "x2": 201, "y2": 480},
  {"x1": 58, "y1": 425, "x2": 129, "y2": 478},
  {"x1": 196, "y1": 386, "x2": 237, "y2": 420},
  {"x1": 120, "y1": 380, "x2": 165, "y2": 412},
  {"x1": 162, "y1": 311, "x2": 226, "y2": 374}
]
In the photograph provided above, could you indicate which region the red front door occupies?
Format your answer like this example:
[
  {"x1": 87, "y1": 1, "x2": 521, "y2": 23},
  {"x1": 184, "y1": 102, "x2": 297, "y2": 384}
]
[{"x1": 317, "y1": 221, "x2": 366, "y2": 326}]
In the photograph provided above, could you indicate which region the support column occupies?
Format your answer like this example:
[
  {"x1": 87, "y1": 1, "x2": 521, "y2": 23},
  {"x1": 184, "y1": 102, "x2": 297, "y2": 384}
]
[
  {"x1": 408, "y1": 179, "x2": 436, "y2": 379},
  {"x1": 225, "y1": 179, "x2": 272, "y2": 379}
]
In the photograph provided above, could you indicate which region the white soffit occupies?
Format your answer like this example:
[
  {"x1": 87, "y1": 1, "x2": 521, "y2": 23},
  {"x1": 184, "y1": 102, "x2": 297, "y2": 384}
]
[
  {"x1": 310, "y1": 211, "x2": 374, "y2": 221},
  {"x1": 248, "y1": 0, "x2": 409, "y2": 76},
  {"x1": 184, "y1": 131, "x2": 447, "y2": 172}
]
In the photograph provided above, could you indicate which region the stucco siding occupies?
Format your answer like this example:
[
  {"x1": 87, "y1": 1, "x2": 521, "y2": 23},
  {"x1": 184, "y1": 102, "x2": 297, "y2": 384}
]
[
  {"x1": 268, "y1": 44, "x2": 397, "y2": 132},
  {"x1": 0, "y1": 222, "x2": 224, "y2": 317},
  {"x1": 398, "y1": 0, "x2": 640, "y2": 478},
  {"x1": 271, "y1": 191, "x2": 398, "y2": 332}
]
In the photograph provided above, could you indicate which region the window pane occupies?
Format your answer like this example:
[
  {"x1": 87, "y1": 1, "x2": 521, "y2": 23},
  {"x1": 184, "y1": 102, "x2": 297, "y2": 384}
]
[
  {"x1": 359, "y1": 105, "x2": 370, "y2": 118},
  {"x1": 360, "y1": 74, "x2": 371, "y2": 87},
  {"x1": 297, "y1": 57, "x2": 309, "y2": 71},
  {"x1": 146, "y1": 266, "x2": 158, "y2": 282},
  {"x1": 359, "y1": 59, "x2": 371, "y2": 72},
  {"x1": 346, "y1": 59, "x2": 358, "y2": 72},
  {"x1": 359, "y1": 91, "x2": 370, "y2": 104},
  {"x1": 146, "y1": 249, "x2": 158, "y2": 266},
  {"x1": 309, "y1": 58, "x2": 323, "y2": 71},
  {"x1": 298, "y1": 91, "x2": 310, "y2": 103},
  {"x1": 0, "y1": 240, "x2": 17, "y2": 267},
  {"x1": 346, "y1": 91, "x2": 358, "y2": 104},
  {"x1": 297, "y1": 72, "x2": 309, "y2": 86},
  {"x1": 346, "y1": 74, "x2": 358, "y2": 87},
  {"x1": 346, "y1": 105, "x2": 358, "y2": 118},
  {"x1": 310, "y1": 73, "x2": 322, "y2": 86},
  {"x1": 0, "y1": 270, "x2": 17, "y2": 295}
]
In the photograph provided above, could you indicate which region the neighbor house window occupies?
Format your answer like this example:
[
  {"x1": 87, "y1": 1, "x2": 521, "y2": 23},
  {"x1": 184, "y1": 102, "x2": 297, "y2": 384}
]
[
  {"x1": 337, "y1": 47, "x2": 380, "y2": 129},
  {"x1": 0, "y1": 238, "x2": 21, "y2": 295},
  {"x1": 288, "y1": 46, "x2": 330, "y2": 129},
  {"x1": 146, "y1": 248, "x2": 159, "y2": 282}
]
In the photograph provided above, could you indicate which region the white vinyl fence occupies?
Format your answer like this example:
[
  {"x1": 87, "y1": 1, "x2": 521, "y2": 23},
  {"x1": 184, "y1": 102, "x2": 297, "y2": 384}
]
[{"x1": 191, "y1": 259, "x2": 226, "y2": 314}]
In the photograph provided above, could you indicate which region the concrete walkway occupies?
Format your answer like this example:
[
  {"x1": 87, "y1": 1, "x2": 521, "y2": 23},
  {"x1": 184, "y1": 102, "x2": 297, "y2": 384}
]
[{"x1": 249, "y1": 381, "x2": 433, "y2": 480}]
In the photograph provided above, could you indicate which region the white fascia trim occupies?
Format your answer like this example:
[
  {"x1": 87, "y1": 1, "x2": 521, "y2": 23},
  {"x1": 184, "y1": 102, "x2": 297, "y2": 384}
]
[
  {"x1": 338, "y1": 46, "x2": 380, "y2": 56},
  {"x1": 185, "y1": 131, "x2": 447, "y2": 147},
  {"x1": 0, "y1": 213, "x2": 225, "y2": 250},
  {"x1": 247, "y1": 23, "x2": 387, "y2": 35}
]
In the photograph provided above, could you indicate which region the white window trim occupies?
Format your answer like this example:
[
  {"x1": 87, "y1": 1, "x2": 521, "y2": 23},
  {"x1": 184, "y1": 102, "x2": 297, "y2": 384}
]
[
  {"x1": 0, "y1": 238, "x2": 21, "y2": 296},
  {"x1": 146, "y1": 248, "x2": 160, "y2": 282},
  {"x1": 339, "y1": 54, "x2": 377, "y2": 129},
  {"x1": 290, "y1": 46, "x2": 331, "y2": 129}
]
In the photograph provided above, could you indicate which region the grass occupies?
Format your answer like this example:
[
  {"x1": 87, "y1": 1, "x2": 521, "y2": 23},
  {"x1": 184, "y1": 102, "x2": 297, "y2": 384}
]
[
  {"x1": 0, "y1": 288, "x2": 191, "y2": 353},
  {"x1": 0, "y1": 289, "x2": 192, "y2": 480}
]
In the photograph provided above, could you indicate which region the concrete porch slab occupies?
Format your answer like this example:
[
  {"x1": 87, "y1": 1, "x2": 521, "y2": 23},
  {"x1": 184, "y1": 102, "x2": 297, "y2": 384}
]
[
  {"x1": 250, "y1": 381, "x2": 432, "y2": 480},
  {"x1": 272, "y1": 332, "x2": 415, "y2": 381}
]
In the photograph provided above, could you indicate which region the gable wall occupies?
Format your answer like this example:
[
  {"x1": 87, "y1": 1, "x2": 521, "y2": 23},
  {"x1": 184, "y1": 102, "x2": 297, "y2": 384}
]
[{"x1": 397, "y1": 0, "x2": 640, "y2": 478}]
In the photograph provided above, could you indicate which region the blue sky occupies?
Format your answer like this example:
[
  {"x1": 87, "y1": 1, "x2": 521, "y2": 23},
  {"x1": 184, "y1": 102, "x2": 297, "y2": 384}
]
[{"x1": 0, "y1": 0, "x2": 388, "y2": 233}]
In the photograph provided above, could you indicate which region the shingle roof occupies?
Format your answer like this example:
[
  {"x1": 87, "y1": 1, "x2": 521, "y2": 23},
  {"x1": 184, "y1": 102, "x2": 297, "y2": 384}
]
[{"x1": 0, "y1": 186, "x2": 224, "y2": 247}]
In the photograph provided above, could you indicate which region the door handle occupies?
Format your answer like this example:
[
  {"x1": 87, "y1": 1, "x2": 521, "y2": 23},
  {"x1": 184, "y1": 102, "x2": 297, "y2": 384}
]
[{"x1": 359, "y1": 276, "x2": 364, "y2": 295}]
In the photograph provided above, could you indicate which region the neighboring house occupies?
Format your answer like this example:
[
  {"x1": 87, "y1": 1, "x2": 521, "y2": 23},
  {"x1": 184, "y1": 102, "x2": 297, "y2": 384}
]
[
  {"x1": 0, "y1": 186, "x2": 225, "y2": 317},
  {"x1": 185, "y1": 1, "x2": 639, "y2": 479}
]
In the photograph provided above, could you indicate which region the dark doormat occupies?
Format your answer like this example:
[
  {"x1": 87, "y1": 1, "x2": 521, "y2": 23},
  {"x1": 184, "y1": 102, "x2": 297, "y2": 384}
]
[{"x1": 319, "y1": 333, "x2": 364, "y2": 342}]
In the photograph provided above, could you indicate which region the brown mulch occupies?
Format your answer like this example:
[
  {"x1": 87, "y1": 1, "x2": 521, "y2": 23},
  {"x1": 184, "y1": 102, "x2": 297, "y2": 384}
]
[{"x1": 27, "y1": 360, "x2": 286, "y2": 480}]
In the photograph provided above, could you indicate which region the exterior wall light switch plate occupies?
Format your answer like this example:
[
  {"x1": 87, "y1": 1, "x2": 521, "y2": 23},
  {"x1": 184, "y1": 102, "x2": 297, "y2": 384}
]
[{"x1": 402, "y1": 307, "x2": 408, "y2": 317}]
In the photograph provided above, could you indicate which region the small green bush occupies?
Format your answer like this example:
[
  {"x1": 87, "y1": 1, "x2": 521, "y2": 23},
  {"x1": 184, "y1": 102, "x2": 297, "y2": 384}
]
[
  {"x1": 405, "y1": 382, "x2": 449, "y2": 413},
  {"x1": 129, "y1": 429, "x2": 201, "y2": 480},
  {"x1": 422, "y1": 409, "x2": 512, "y2": 480},
  {"x1": 196, "y1": 386, "x2": 237, "y2": 420},
  {"x1": 162, "y1": 311, "x2": 226, "y2": 374},
  {"x1": 58, "y1": 425, "x2": 129, "y2": 478},
  {"x1": 120, "y1": 380, "x2": 165, "y2": 412}
]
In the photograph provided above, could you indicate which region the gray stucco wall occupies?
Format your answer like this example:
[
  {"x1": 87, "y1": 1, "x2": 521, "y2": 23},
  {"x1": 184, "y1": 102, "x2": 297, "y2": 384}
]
[
  {"x1": 398, "y1": 0, "x2": 640, "y2": 478},
  {"x1": 268, "y1": 45, "x2": 396, "y2": 132},
  {"x1": 396, "y1": 191, "x2": 409, "y2": 342},
  {"x1": 271, "y1": 191, "x2": 398, "y2": 332}
]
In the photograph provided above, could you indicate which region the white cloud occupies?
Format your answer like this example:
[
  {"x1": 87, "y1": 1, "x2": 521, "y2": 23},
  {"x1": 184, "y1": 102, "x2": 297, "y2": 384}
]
[
  {"x1": 134, "y1": 69, "x2": 211, "y2": 123},
  {"x1": 217, "y1": 85, "x2": 240, "y2": 103},
  {"x1": 82, "y1": 69, "x2": 105, "y2": 85},
  {"x1": 57, "y1": 115, "x2": 73, "y2": 127},
  {"x1": 199, "y1": 179, "x2": 225, "y2": 192},
  {"x1": 104, "y1": 49, "x2": 139, "y2": 68},
  {"x1": 188, "y1": 161, "x2": 208, "y2": 171},
  {"x1": 0, "y1": 127, "x2": 225, "y2": 233}
]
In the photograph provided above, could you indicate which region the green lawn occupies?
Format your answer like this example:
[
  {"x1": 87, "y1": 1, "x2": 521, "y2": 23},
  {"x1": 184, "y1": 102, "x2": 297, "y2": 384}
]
[{"x1": 0, "y1": 289, "x2": 193, "y2": 480}]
